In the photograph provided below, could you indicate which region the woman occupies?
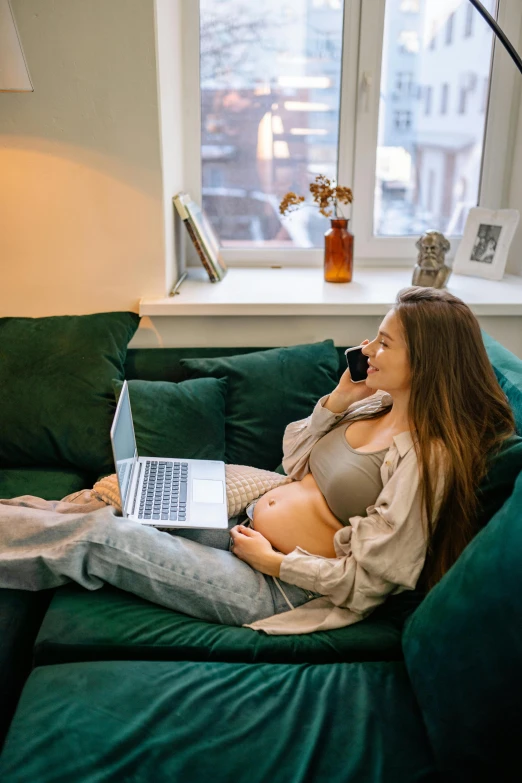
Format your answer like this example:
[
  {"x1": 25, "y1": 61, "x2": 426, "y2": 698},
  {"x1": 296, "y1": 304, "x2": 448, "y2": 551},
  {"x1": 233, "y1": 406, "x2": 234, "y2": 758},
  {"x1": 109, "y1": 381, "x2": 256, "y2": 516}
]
[{"x1": 1, "y1": 287, "x2": 515, "y2": 635}]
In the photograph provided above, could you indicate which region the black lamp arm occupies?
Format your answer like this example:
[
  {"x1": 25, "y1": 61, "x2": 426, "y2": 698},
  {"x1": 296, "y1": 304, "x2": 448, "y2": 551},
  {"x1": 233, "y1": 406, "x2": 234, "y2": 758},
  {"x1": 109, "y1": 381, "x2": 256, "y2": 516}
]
[{"x1": 468, "y1": 0, "x2": 522, "y2": 74}]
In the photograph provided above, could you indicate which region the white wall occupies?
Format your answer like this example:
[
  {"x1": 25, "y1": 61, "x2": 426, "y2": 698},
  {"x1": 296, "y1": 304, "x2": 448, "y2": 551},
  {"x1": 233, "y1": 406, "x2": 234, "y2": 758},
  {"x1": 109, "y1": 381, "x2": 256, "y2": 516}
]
[
  {"x1": 154, "y1": 0, "x2": 185, "y2": 297},
  {"x1": 0, "y1": 0, "x2": 168, "y2": 316}
]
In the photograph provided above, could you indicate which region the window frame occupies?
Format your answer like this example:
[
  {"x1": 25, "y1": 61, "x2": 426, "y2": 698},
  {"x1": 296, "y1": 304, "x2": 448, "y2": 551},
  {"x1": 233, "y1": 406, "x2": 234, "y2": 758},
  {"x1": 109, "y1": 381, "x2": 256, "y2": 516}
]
[{"x1": 182, "y1": 0, "x2": 521, "y2": 269}]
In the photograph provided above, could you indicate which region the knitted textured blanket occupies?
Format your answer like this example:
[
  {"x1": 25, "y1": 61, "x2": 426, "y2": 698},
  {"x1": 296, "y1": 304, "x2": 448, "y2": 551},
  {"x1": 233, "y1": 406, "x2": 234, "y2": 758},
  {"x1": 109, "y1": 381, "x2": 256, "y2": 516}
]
[{"x1": 90, "y1": 464, "x2": 292, "y2": 518}]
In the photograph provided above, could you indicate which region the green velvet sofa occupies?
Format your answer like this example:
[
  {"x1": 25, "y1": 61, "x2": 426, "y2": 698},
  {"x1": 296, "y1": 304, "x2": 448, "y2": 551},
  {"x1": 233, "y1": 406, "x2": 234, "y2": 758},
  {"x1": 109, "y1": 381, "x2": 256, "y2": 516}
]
[{"x1": 0, "y1": 312, "x2": 521, "y2": 783}]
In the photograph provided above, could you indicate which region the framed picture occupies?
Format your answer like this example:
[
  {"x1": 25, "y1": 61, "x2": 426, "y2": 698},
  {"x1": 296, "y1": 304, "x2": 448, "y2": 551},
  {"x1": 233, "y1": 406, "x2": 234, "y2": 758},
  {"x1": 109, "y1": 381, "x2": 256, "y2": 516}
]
[
  {"x1": 173, "y1": 193, "x2": 228, "y2": 283},
  {"x1": 452, "y1": 208, "x2": 520, "y2": 281}
]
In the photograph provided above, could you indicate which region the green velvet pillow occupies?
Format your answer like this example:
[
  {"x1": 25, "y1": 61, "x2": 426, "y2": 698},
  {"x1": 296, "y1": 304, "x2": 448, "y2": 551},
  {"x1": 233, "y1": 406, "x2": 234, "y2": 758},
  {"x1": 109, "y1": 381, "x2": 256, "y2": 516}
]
[
  {"x1": 482, "y1": 330, "x2": 522, "y2": 434},
  {"x1": 0, "y1": 312, "x2": 140, "y2": 472},
  {"x1": 491, "y1": 369, "x2": 522, "y2": 435},
  {"x1": 179, "y1": 341, "x2": 339, "y2": 469},
  {"x1": 476, "y1": 434, "x2": 522, "y2": 527},
  {"x1": 112, "y1": 377, "x2": 228, "y2": 461},
  {"x1": 402, "y1": 470, "x2": 522, "y2": 781}
]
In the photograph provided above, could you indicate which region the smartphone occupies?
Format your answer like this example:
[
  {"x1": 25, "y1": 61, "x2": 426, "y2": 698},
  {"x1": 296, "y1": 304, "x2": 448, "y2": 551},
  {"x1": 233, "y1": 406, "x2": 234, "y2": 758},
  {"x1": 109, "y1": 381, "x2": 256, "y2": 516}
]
[{"x1": 344, "y1": 346, "x2": 369, "y2": 383}]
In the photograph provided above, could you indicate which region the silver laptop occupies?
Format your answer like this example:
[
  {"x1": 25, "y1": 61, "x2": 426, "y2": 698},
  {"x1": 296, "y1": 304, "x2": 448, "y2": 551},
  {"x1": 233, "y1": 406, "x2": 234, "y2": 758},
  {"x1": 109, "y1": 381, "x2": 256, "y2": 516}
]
[{"x1": 110, "y1": 380, "x2": 228, "y2": 529}]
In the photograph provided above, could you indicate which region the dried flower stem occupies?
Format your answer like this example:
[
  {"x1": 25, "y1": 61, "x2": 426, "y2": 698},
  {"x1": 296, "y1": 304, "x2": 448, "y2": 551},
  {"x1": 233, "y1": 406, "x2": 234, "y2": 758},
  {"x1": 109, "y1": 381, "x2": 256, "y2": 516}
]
[{"x1": 279, "y1": 174, "x2": 353, "y2": 219}]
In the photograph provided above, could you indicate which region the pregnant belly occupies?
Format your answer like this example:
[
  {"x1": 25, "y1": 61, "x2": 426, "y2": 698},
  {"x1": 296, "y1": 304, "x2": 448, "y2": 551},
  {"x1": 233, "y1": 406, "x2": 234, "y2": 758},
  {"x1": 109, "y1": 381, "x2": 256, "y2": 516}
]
[{"x1": 252, "y1": 473, "x2": 344, "y2": 558}]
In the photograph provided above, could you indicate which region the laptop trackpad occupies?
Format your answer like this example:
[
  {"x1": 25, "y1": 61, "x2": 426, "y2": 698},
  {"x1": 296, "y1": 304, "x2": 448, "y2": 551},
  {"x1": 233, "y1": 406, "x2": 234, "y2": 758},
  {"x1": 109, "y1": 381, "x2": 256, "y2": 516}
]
[{"x1": 192, "y1": 479, "x2": 224, "y2": 504}]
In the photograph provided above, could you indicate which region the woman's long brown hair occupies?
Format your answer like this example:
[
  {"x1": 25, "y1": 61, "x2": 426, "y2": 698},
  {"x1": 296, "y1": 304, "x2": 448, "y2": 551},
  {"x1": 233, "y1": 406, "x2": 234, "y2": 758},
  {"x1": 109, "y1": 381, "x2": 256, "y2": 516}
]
[{"x1": 394, "y1": 287, "x2": 515, "y2": 593}]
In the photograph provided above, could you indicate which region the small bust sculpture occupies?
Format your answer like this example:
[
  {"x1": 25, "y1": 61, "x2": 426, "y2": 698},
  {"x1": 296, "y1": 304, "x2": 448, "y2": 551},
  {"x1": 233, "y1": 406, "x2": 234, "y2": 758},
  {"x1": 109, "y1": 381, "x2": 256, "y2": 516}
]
[{"x1": 412, "y1": 230, "x2": 452, "y2": 288}]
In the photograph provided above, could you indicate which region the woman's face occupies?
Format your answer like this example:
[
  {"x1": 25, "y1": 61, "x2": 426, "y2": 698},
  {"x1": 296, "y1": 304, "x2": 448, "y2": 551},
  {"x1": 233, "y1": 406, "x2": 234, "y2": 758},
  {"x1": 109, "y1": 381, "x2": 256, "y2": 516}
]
[{"x1": 361, "y1": 309, "x2": 411, "y2": 395}]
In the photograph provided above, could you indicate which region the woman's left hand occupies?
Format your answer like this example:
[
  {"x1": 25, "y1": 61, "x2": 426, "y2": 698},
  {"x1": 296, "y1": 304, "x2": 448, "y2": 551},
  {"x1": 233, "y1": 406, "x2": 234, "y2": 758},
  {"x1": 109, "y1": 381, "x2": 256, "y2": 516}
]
[{"x1": 229, "y1": 525, "x2": 284, "y2": 576}]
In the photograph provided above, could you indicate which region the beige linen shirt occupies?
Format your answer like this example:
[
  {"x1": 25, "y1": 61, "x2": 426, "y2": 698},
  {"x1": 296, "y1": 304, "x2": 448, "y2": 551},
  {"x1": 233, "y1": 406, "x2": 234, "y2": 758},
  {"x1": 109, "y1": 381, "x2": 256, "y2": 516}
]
[{"x1": 244, "y1": 390, "x2": 445, "y2": 635}]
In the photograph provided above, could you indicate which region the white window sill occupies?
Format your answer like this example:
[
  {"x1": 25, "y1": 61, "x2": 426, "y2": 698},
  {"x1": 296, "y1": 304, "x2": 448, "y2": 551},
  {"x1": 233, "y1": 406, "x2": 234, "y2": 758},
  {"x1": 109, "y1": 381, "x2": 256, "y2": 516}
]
[{"x1": 139, "y1": 266, "x2": 522, "y2": 317}]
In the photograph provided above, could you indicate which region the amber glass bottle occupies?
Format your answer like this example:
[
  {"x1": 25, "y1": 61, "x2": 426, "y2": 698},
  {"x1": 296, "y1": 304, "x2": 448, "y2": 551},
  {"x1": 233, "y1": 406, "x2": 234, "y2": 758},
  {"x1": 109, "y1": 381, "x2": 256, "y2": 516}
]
[{"x1": 324, "y1": 218, "x2": 353, "y2": 283}]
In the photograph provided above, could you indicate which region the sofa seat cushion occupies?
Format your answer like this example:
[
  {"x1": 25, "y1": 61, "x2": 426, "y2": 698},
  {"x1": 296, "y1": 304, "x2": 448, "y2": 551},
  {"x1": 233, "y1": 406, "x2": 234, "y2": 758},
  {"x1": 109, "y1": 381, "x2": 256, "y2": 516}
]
[
  {"x1": 179, "y1": 341, "x2": 339, "y2": 469},
  {"x1": 0, "y1": 588, "x2": 54, "y2": 750},
  {"x1": 0, "y1": 468, "x2": 96, "y2": 501},
  {"x1": 33, "y1": 582, "x2": 424, "y2": 666},
  {"x1": 0, "y1": 312, "x2": 140, "y2": 472},
  {"x1": 0, "y1": 660, "x2": 438, "y2": 783}
]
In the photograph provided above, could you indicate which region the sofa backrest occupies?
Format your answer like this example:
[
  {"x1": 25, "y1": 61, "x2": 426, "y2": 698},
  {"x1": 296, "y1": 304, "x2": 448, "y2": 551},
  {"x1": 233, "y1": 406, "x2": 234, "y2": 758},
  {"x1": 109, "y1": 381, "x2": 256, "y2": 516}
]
[
  {"x1": 125, "y1": 334, "x2": 522, "y2": 435},
  {"x1": 481, "y1": 331, "x2": 522, "y2": 434},
  {"x1": 125, "y1": 346, "x2": 352, "y2": 384},
  {"x1": 402, "y1": 469, "x2": 522, "y2": 782}
]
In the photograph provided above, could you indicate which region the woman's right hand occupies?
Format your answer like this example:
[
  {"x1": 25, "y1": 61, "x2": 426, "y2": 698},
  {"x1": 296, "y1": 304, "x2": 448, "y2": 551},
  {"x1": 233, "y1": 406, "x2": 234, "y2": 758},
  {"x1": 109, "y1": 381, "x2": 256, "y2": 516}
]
[{"x1": 324, "y1": 340, "x2": 374, "y2": 412}]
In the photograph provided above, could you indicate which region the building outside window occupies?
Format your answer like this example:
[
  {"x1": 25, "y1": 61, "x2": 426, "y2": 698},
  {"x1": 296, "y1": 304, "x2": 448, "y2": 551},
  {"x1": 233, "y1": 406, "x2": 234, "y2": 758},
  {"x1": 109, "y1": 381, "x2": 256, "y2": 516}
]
[{"x1": 183, "y1": 0, "x2": 518, "y2": 262}]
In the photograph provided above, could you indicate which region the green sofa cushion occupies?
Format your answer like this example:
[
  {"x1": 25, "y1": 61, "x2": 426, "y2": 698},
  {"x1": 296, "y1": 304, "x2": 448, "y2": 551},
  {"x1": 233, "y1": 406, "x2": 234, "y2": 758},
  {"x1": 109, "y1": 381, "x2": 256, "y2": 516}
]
[
  {"x1": 475, "y1": 434, "x2": 522, "y2": 527},
  {"x1": 125, "y1": 347, "x2": 275, "y2": 383},
  {"x1": 0, "y1": 588, "x2": 55, "y2": 750},
  {"x1": 0, "y1": 312, "x2": 140, "y2": 472},
  {"x1": 402, "y1": 470, "x2": 522, "y2": 782},
  {"x1": 112, "y1": 377, "x2": 228, "y2": 461},
  {"x1": 0, "y1": 468, "x2": 95, "y2": 501},
  {"x1": 33, "y1": 582, "x2": 424, "y2": 666},
  {"x1": 179, "y1": 341, "x2": 339, "y2": 469},
  {"x1": 0, "y1": 660, "x2": 438, "y2": 783},
  {"x1": 482, "y1": 330, "x2": 522, "y2": 433}
]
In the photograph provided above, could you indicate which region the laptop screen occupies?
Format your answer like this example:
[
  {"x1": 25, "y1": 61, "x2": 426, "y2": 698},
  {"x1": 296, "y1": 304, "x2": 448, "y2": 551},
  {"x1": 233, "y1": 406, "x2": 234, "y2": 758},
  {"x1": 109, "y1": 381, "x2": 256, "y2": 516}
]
[{"x1": 111, "y1": 383, "x2": 137, "y2": 511}]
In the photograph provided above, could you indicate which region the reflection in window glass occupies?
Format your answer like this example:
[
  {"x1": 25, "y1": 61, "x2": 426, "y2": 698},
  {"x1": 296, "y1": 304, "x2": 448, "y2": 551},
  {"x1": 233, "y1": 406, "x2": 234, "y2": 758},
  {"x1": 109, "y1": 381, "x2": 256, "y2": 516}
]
[
  {"x1": 199, "y1": 0, "x2": 344, "y2": 248},
  {"x1": 375, "y1": 0, "x2": 495, "y2": 237}
]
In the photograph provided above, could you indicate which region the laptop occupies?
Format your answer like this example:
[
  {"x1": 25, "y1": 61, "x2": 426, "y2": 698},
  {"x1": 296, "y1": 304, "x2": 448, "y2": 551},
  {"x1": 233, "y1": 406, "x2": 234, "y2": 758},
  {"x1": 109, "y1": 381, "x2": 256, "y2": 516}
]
[{"x1": 110, "y1": 380, "x2": 228, "y2": 529}]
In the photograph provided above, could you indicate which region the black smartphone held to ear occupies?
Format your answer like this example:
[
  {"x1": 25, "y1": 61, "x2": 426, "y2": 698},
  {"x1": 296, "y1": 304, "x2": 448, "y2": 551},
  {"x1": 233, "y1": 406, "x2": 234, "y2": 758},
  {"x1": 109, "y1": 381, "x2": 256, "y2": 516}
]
[{"x1": 344, "y1": 346, "x2": 369, "y2": 383}]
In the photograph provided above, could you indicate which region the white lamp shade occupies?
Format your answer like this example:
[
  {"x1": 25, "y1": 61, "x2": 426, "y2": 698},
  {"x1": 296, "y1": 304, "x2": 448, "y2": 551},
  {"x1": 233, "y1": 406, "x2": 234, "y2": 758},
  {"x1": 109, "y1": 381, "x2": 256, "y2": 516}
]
[{"x1": 0, "y1": 0, "x2": 33, "y2": 92}]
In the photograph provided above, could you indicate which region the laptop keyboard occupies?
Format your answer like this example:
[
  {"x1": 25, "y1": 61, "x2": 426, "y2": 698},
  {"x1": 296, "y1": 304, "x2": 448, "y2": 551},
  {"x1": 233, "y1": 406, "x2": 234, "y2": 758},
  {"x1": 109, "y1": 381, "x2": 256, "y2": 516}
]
[{"x1": 139, "y1": 460, "x2": 188, "y2": 523}]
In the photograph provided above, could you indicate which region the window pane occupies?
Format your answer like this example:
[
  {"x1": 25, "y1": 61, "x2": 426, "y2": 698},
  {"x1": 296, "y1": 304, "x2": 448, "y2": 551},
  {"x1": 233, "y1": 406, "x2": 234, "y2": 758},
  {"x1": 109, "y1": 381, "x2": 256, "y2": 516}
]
[
  {"x1": 199, "y1": 0, "x2": 344, "y2": 248},
  {"x1": 375, "y1": 0, "x2": 495, "y2": 237}
]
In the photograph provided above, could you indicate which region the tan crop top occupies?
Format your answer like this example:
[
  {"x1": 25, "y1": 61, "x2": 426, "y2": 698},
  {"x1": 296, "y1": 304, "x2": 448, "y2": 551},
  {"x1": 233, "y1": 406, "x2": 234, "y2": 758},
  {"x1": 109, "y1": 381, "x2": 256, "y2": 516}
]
[{"x1": 309, "y1": 422, "x2": 388, "y2": 525}]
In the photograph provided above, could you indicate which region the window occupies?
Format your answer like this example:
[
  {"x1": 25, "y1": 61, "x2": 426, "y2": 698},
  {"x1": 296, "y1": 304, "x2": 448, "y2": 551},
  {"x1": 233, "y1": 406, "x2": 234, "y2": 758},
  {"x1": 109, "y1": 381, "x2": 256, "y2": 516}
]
[
  {"x1": 393, "y1": 110, "x2": 413, "y2": 130},
  {"x1": 440, "y1": 83, "x2": 449, "y2": 115},
  {"x1": 427, "y1": 169, "x2": 436, "y2": 213},
  {"x1": 464, "y1": 5, "x2": 474, "y2": 37},
  {"x1": 424, "y1": 86, "x2": 432, "y2": 116},
  {"x1": 398, "y1": 30, "x2": 420, "y2": 54},
  {"x1": 395, "y1": 71, "x2": 414, "y2": 96},
  {"x1": 400, "y1": 0, "x2": 420, "y2": 12},
  {"x1": 481, "y1": 77, "x2": 489, "y2": 113},
  {"x1": 198, "y1": 0, "x2": 344, "y2": 250},
  {"x1": 429, "y1": 22, "x2": 437, "y2": 50},
  {"x1": 184, "y1": 0, "x2": 521, "y2": 265},
  {"x1": 366, "y1": 0, "x2": 501, "y2": 242},
  {"x1": 445, "y1": 12, "x2": 455, "y2": 45},
  {"x1": 458, "y1": 86, "x2": 468, "y2": 114}
]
